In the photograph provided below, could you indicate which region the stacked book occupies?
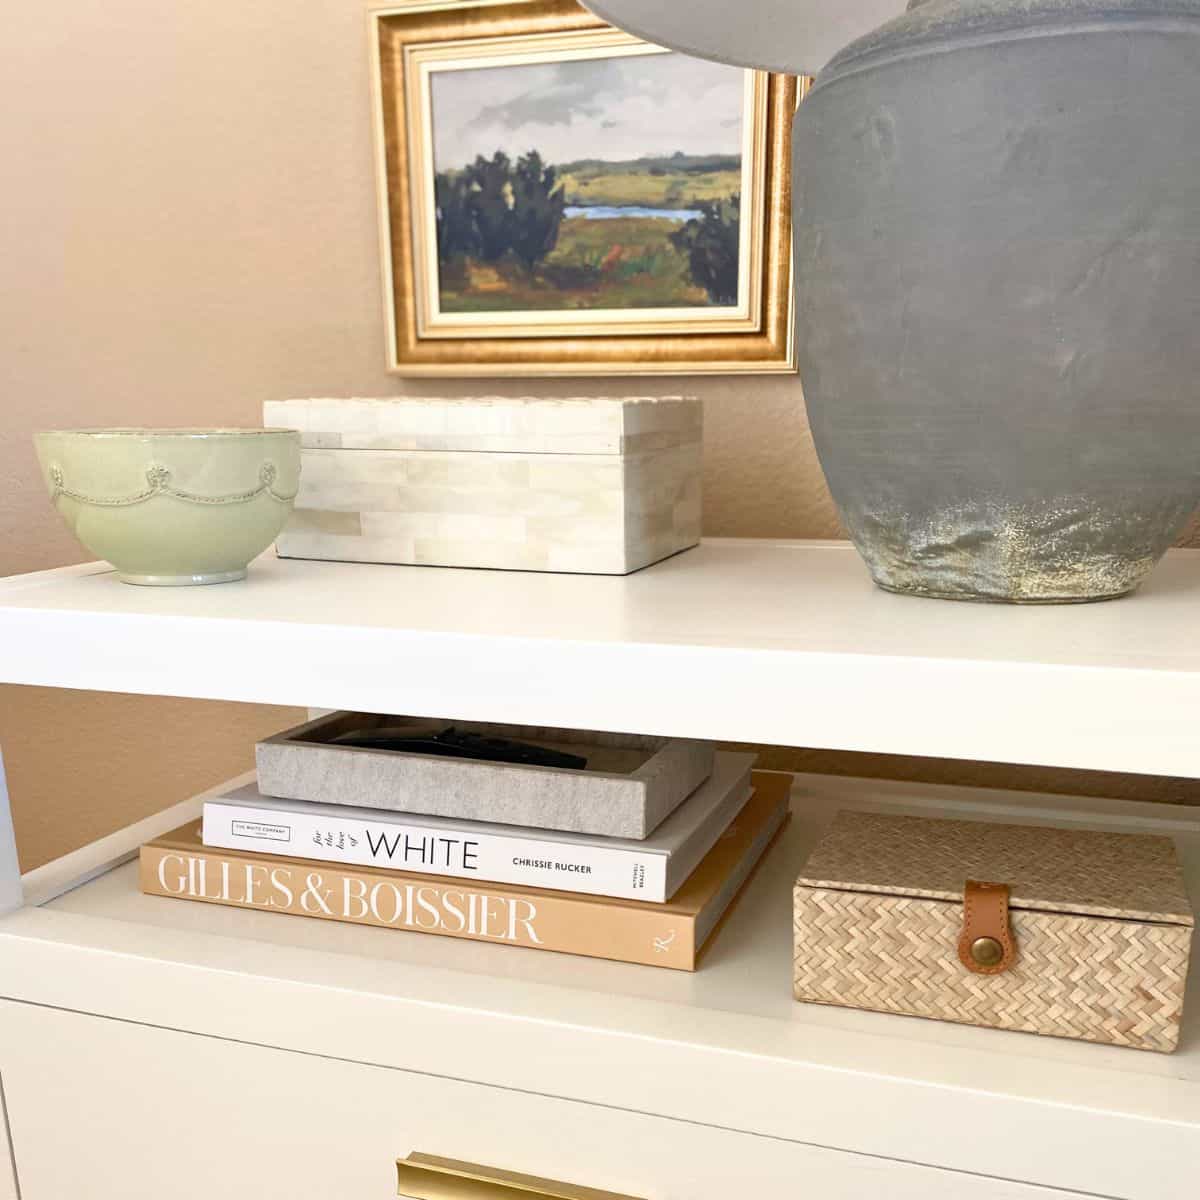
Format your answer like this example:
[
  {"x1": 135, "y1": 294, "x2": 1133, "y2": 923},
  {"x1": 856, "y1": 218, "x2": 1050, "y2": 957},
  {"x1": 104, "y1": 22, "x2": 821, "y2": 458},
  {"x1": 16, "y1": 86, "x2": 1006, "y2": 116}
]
[{"x1": 140, "y1": 714, "x2": 789, "y2": 970}]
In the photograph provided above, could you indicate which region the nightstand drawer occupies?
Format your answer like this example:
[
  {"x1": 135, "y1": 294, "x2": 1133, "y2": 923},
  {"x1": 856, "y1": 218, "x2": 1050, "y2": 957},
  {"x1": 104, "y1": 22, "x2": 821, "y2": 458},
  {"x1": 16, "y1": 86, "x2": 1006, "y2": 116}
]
[{"x1": 0, "y1": 1002, "x2": 1086, "y2": 1200}]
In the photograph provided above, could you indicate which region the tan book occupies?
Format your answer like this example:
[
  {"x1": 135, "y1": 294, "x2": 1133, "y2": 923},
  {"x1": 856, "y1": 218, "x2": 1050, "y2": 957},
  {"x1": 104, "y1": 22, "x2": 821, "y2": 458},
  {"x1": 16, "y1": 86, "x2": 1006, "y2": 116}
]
[{"x1": 139, "y1": 772, "x2": 791, "y2": 971}]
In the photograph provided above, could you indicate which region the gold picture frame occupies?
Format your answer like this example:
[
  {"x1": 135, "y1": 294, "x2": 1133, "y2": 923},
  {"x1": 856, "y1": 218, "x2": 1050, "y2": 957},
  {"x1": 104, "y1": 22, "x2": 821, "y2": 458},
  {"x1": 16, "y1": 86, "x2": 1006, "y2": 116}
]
[{"x1": 372, "y1": 0, "x2": 807, "y2": 375}]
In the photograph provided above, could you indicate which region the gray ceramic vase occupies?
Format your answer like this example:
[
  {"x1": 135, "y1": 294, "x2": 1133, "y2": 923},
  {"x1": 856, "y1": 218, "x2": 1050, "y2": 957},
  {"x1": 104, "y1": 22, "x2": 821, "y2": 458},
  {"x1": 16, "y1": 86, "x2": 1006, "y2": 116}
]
[
  {"x1": 588, "y1": 0, "x2": 1200, "y2": 602},
  {"x1": 798, "y1": 0, "x2": 1200, "y2": 601}
]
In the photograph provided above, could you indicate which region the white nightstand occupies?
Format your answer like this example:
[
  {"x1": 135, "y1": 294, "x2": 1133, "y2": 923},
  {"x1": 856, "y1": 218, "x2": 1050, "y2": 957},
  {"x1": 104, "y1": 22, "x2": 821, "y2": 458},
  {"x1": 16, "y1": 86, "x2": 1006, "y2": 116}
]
[{"x1": 2, "y1": 540, "x2": 1198, "y2": 1199}]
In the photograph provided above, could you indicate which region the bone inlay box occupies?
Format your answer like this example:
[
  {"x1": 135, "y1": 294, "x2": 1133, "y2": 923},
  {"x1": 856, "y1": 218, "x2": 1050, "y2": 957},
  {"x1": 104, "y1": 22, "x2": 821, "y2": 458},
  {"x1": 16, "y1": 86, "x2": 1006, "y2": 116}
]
[{"x1": 264, "y1": 397, "x2": 702, "y2": 574}]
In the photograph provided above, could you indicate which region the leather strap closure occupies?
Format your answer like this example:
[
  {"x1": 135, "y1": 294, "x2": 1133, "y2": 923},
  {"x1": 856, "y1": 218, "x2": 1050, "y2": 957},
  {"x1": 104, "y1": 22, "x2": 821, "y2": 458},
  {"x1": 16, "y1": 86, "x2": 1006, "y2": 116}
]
[{"x1": 957, "y1": 879, "x2": 1017, "y2": 975}]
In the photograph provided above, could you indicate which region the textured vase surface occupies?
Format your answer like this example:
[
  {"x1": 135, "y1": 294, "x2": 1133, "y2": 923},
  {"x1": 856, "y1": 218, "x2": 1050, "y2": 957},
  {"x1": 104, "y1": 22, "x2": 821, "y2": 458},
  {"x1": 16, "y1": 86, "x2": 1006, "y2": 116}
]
[{"x1": 795, "y1": 0, "x2": 1200, "y2": 601}]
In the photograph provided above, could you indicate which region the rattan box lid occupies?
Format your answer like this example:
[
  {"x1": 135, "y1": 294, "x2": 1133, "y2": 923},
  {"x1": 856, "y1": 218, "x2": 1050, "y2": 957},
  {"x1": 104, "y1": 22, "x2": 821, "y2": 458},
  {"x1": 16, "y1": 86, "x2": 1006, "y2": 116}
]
[{"x1": 796, "y1": 811, "x2": 1194, "y2": 926}]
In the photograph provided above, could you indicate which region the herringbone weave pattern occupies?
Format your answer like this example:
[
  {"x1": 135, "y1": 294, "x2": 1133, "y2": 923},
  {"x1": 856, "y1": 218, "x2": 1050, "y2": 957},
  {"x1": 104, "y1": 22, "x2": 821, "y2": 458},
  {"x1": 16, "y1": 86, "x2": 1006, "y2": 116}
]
[
  {"x1": 793, "y1": 888, "x2": 1192, "y2": 1051},
  {"x1": 793, "y1": 811, "x2": 1194, "y2": 1052}
]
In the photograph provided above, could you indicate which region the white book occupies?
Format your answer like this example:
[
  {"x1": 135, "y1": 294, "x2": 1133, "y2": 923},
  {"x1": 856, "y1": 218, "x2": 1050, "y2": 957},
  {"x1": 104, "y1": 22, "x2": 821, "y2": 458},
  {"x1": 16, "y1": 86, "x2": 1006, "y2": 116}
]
[{"x1": 201, "y1": 752, "x2": 755, "y2": 903}]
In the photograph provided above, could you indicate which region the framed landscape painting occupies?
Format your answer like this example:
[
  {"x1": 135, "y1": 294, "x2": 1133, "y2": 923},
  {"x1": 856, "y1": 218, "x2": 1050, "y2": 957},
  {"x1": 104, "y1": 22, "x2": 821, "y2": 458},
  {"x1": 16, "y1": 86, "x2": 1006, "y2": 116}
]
[{"x1": 373, "y1": 0, "x2": 805, "y2": 375}]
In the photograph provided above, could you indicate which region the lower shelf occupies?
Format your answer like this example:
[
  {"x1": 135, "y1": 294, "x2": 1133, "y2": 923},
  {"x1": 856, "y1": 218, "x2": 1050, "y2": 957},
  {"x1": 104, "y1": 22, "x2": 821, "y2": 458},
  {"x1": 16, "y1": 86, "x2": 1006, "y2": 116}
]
[{"x1": 2, "y1": 772, "x2": 1198, "y2": 1199}]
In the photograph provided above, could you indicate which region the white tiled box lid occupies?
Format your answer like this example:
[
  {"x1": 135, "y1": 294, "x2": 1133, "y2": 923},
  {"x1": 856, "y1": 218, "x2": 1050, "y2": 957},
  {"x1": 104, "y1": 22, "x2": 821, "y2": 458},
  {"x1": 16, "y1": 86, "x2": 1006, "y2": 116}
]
[{"x1": 263, "y1": 397, "x2": 701, "y2": 455}]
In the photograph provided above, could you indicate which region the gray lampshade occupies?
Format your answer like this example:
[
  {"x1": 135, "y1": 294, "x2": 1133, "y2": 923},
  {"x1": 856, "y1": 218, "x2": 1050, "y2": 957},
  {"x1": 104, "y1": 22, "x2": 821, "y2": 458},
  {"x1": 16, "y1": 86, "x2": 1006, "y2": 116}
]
[{"x1": 580, "y1": 0, "x2": 905, "y2": 75}]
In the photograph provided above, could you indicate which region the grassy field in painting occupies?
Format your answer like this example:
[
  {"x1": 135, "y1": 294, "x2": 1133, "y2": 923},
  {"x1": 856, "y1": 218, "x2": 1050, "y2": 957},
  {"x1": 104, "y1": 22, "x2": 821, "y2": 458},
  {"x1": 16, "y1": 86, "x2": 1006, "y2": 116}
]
[
  {"x1": 438, "y1": 215, "x2": 710, "y2": 313},
  {"x1": 558, "y1": 160, "x2": 741, "y2": 209}
]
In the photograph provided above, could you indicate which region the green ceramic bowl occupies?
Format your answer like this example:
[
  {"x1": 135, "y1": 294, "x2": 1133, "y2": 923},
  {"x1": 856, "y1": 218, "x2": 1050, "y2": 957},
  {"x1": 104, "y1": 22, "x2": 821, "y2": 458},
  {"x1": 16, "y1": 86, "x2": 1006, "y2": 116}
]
[{"x1": 34, "y1": 428, "x2": 302, "y2": 586}]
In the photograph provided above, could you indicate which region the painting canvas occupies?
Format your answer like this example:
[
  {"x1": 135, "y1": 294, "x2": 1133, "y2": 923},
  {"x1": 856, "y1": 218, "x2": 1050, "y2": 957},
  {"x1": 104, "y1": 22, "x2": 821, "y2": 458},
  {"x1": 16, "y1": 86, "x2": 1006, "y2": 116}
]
[
  {"x1": 428, "y1": 49, "x2": 752, "y2": 318},
  {"x1": 374, "y1": 0, "x2": 802, "y2": 375}
]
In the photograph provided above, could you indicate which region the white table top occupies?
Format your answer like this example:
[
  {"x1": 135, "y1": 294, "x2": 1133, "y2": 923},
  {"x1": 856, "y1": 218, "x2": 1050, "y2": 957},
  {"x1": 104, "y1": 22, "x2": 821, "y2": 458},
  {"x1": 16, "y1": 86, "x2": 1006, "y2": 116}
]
[
  {"x1": 5, "y1": 538, "x2": 1200, "y2": 666},
  {"x1": 3, "y1": 539, "x2": 1200, "y2": 775},
  {"x1": 2, "y1": 540, "x2": 1200, "y2": 772}
]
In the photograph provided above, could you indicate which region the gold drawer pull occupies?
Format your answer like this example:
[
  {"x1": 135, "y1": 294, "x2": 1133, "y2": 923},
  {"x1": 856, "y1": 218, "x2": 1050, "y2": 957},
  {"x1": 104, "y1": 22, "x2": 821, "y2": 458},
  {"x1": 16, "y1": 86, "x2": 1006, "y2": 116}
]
[{"x1": 397, "y1": 1153, "x2": 645, "y2": 1200}]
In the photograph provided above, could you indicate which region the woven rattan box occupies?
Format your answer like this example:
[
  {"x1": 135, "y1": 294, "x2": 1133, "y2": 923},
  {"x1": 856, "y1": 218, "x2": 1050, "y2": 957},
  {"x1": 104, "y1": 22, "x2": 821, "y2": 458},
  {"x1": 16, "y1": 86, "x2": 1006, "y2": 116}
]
[{"x1": 793, "y1": 811, "x2": 1195, "y2": 1052}]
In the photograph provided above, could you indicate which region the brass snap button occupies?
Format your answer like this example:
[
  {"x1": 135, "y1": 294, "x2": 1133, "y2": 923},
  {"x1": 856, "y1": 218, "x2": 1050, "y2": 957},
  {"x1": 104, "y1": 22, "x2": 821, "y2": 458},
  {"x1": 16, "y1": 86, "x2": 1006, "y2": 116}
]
[{"x1": 970, "y1": 936, "x2": 1003, "y2": 967}]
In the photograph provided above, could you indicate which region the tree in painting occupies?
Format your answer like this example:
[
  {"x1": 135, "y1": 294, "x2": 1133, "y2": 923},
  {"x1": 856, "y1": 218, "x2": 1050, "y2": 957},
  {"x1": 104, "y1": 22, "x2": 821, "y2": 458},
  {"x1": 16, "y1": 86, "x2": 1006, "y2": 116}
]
[
  {"x1": 463, "y1": 151, "x2": 515, "y2": 263},
  {"x1": 434, "y1": 171, "x2": 479, "y2": 262},
  {"x1": 509, "y1": 151, "x2": 567, "y2": 271},
  {"x1": 669, "y1": 197, "x2": 741, "y2": 305},
  {"x1": 435, "y1": 151, "x2": 566, "y2": 275}
]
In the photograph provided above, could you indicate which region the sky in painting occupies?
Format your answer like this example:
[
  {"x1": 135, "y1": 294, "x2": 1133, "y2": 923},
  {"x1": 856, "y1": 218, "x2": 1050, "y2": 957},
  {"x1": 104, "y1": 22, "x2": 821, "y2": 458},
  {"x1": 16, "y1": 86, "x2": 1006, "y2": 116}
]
[{"x1": 430, "y1": 50, "x2": 746, "y2": 171}]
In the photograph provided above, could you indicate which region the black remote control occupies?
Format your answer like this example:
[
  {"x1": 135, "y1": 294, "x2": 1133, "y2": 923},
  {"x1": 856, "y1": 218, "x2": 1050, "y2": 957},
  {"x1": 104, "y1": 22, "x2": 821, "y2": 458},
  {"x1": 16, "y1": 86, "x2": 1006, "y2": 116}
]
[{"x1": 329, "y1": 725, "x2": 588, "y2": 770}]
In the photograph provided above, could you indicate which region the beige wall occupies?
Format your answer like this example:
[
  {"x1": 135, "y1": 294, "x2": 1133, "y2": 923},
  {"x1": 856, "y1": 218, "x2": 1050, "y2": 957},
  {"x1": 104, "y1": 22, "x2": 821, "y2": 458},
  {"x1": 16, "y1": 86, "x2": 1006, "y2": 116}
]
[{"x1": 2, "y1": 0, "x2": 1195, "y2": 871}]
